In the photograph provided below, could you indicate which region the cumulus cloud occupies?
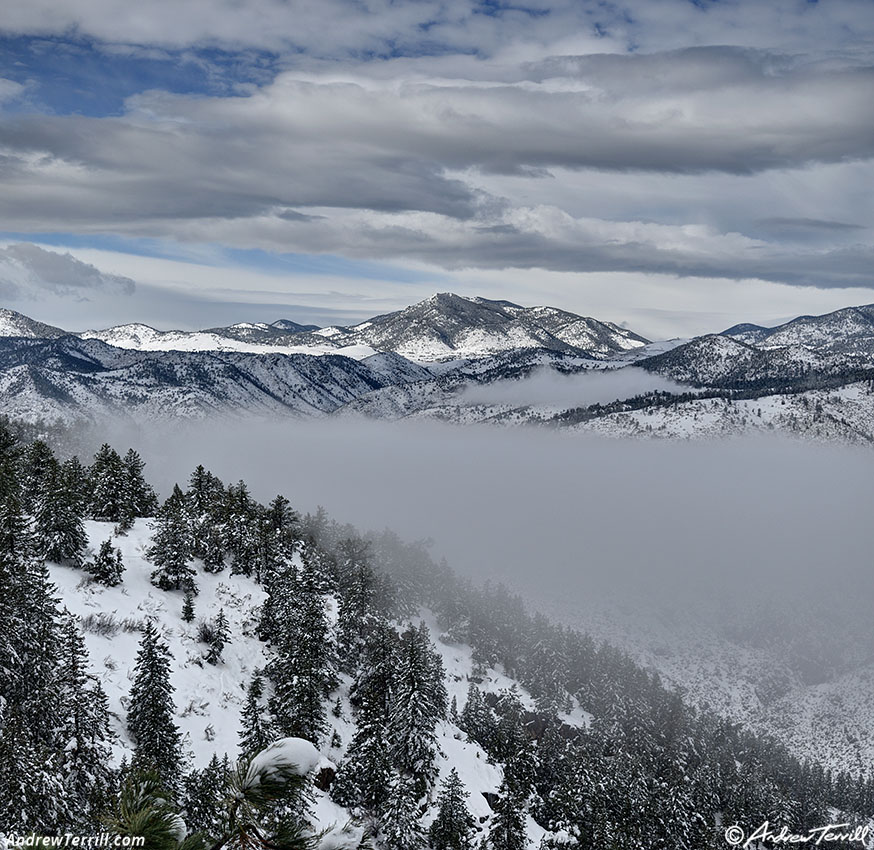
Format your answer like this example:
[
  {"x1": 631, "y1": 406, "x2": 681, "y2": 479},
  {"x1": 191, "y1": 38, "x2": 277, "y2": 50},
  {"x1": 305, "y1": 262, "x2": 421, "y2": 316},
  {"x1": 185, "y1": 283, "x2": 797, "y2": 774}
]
[{"x1": 0, "y1": 243, "x2": 135, "y2": 300}]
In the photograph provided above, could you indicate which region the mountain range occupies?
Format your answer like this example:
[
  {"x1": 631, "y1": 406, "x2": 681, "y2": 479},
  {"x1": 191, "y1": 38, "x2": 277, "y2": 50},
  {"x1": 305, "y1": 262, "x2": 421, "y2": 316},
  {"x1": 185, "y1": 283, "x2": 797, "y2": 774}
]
[{"x1": 1, "y1": 294, "x2": 874, "y2": 443}]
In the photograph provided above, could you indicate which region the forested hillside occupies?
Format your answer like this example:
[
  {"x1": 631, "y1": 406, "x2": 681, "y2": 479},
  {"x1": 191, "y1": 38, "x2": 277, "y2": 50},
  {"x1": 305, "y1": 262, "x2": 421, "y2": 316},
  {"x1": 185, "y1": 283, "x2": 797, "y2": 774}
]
[{"x1": 1, "y1": 420, "x2": 872, "y2": 848}]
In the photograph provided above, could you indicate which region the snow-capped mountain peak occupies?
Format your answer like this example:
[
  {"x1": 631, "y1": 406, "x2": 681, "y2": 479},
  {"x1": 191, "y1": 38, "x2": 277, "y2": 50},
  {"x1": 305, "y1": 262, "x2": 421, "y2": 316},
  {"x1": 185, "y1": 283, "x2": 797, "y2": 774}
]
[{"x1": 0, "y1": 308, "x2": 67, "y2": 339}]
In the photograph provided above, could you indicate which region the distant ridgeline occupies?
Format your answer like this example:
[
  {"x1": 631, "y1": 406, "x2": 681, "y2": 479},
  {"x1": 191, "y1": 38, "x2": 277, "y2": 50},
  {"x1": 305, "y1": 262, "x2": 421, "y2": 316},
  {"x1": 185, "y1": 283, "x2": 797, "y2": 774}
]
[{"x1": 0, "y1": 418, "x2": 872, "y2": 847}]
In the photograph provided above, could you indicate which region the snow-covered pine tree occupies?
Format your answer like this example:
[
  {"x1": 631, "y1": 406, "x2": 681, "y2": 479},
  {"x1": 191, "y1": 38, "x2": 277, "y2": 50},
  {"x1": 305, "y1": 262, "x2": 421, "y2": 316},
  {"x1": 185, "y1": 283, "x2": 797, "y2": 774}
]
[
  {"x1": 127, "y1": 621, "x2": 183, "y2": 794},
  {"x1": 331, "y1": 618, "x2": 399, "y2": 815},
  {"x1": 267, "y1": 563, "x2": 336, "y2": 744},
  {"x1": 56, "y1": 614, "x2": 115, "y2": 829},
  {"x1": 429, "y1": 768, "x2": 476, "y2": 850},
  {"x1": 460, "y1": 682, "x2": 496, "y2": 753},
  {"x1": 205, "y1": 608, "x2": 230, "y2": 665},
  {"x1": 418, "y1": 621, "x2": 449, "y2": 719},
  {"x1": 239, "y1": 672, "x2": 272, "y2": 759},
  {"x1": 19, "y1": 438, "x2": 58, "y2": 513},
  {"x1": 87, "y1": 538, "x2": 125, "y2": 586},
  {"x1": 335, "y1": 538, "x2": 378, "y2": 671},
  {"x1": 186, "y1": 464, "x2": 225, "y2": 518},
  {"x1": 34, "y1": 461, "x2": 87, "y2": 568},
  {"x1": 183, "y1": 753, "x2": 229, "y2": 837},
  {"x1": 201, "y1": 523, "x2": 227, "y2": 573},
  {"x1": 389, "y1": 623, "x2": 446, "y2": 799},
  {"x1": 331, "y1": 714, "x2": 393, "y2": 816},
  {"x1": 257, "y1": 494, "x2": 299, "y2": 579},
  {"x1": 487, "y1": 776, "x2": 528, "y2": 850},
  {"x1": 181, "y1": 588, "x2": 196, "y2": 622},
  {"x1": 0, "y1": 702, "x2": 67, "y2": 833},
  {"x1": 88, "y1": 444, "x2": 128, "y2": 523},
  {"x1": 105, "y1": 772, "x2": 192, "y2": 849},
  {"x1": 0, "y1": 496, "x2": 70, "y2": 831},
  {"x1": 349, "y1": 618, "x2": 399, "y2": 724},
  {"x1": 186, "y1": 464, "x2": 223, "y2": 562},
  {"x1": 61, "y1": 455, "x2": 90, "y2": 515},
  {"x1": 147, "y1": 484, "x2": 197, "y2": 594},
  {"x1": 379, "y1": 771, "x2": 424, "y2": 850},
  {"x1": 123, "y1": 448, "x2": 159, "y2": 519},
  {"x1": 224, "y1": 480, "x2": 260, "y2": 577}
]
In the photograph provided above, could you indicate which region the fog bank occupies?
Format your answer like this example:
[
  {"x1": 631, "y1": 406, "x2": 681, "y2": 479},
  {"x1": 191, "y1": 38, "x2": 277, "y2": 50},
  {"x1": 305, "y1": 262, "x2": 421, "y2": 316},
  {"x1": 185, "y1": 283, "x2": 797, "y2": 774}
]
[
  {"x1": 459, "y1": 366, "x2": 688, "y2": 408},
  {"x1": 120, "y1": 419, "x2": 874, "y2": 619}
]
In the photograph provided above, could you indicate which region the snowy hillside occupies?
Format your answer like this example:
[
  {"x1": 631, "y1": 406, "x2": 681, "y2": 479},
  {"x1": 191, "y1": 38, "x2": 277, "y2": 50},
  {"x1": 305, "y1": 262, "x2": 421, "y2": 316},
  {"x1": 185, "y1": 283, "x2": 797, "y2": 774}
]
[
  {"x1": 73, "y1": 293, "x2": 648, "y2": 363},
  {"x1": 4, "y1": 428, "x2": 873, "y2": 846},
  {"x1": 80, "y1": 323, "x2": 377, "y2": 360},
  {"x1": 47, "y1": 519, "x2": 572, "y2": 848},
  {"x1": 313, "y1": 294, "x2": 648, "y2": 361},
  {"x1": 0, "y1": 308, "x2": 67, "y2": 339}
]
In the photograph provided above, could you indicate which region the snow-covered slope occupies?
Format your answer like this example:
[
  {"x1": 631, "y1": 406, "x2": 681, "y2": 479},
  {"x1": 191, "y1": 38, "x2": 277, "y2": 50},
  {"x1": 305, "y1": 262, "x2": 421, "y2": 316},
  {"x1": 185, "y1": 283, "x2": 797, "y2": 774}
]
[
  {"x1": 522, "y1": 578, "x2": 874, "y2": 779},
  {"x1": 80, "y1": 323, "x2": 376, "y2": 360},
  {"x1": 74, "y1": 294, "x2": 648, "y2": 363},
  {"x1": 724, "y1": 304, "x2": 874, "y2": 357},
  {"x1": 315, "y1": 293, "x2": 648, "y2": 361},
  {"x1": 0, "y1": 308, "x2": 67, "y2": 339},
  {"x1": 48, "y1": 520, "x2": 573, "y2": 848},
  {"x1": 0, "y1": 337, "x2": 428, "y2": 425}
]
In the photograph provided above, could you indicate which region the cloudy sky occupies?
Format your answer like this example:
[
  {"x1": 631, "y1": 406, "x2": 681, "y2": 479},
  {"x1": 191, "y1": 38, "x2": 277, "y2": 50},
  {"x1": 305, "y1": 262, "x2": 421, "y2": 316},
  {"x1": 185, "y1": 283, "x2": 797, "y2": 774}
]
[{"x1": 1, "y1": 0, "x2": 873, "y2": 337}]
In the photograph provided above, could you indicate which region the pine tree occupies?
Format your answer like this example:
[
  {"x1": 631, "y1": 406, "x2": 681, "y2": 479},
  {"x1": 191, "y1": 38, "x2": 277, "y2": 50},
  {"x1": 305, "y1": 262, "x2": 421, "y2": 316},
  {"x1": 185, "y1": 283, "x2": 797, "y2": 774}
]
[
  {"x1": 205, "y1": 608, "x2": 230, "y2": 665},
  {"x1": 239, "y1": 672, "x2": 272, "y2": 759},
  {"x1": 389, "y1": 623, "x2": 446, "y2": 798},
  {"x1": 123, "y1": 448, "x2": 159, "y2": 518},
  {"x1": 34, "y1": 462, "x2": 87, "y2": 568},
  {"x1": 349, "y1": 619, "x2": 399, "y2": 724},
  {"x1": 87, "y1": 538, "x2": 125, "y2": 586},
  {"x1": 106, "y1": 771, "x2": 194, "y2": 849},
  {"x1": 331, "y1": 718, "x2": 393, "y2": 816},
  {"x1": 201, "y1": 522, "x2": 227, "y2": 573},
  {"x1": 461, "y1": 682, "x2": 497, "y2": 753},
  {"x1": 336, "y1": 546, "x2": 378, "y2": 672},
  {"x1": 61, "y1": 455, "x2": 90, "y2": 515},
  {"x1": 267, "y1": 564, "x2": 336, "y2": 745},
  {"x1": 379, "y1": 771, "x2": 424, "y2": 850},
  {"x1": 224, "y1": 480, "x2": 260, "y2": 577},
  {"x1": 148, "y1": 485, "x2": 196, "y2": 594},
  {"x1": 127, "y1": 621, "x2": 183, "y2": 794},
  {"x1": 430, "y1": 769, "x2": 476, "y2": 850},
  {"x1": 181, "y1": 588, "x2": 196, "y2": 622},
  {"x1": 88, "y1": 444, "x2": 127, "y2": 523},
  {"x1": 19, "y1": 439, "x2": 58, "y2": 513},
  {"x1": 56, "y1": 615, "x2": 115, "y2": 829},
  {"x1": 0, "y1": 507, "x2": 70, "y2": 832},
  {"x1": 183, "y1": 754, "x2": 229, "y2": 838},
  {"x1": 487, "y1": 777, "x2": 528, "y2": 850},
  {"x1": 187, "y1": 464, "x2": 226, "y2": 565},
  {"x1": 256, "y1": 494, "x2": 299, "y2": 583}
]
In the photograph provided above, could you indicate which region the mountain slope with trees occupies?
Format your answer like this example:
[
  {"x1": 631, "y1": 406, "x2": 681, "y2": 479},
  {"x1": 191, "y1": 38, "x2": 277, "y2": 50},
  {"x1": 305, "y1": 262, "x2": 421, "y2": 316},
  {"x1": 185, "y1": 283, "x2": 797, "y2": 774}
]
[{"x1": 1, "y1": 422, "x2": 872, "y2": 846}]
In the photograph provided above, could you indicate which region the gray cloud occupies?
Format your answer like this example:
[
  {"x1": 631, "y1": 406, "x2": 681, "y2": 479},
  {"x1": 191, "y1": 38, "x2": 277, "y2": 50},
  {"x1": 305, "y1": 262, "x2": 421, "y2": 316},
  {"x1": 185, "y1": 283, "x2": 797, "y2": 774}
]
[
  {"x1": 757, "y1": 218, "x2": 864, "y2": 232},
  {"x1": 0, "y1": 4, "x2": 873, "y2": 293},
  {"x1": 0, "y1": 243, "x2": 135, "y2": 300}
]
